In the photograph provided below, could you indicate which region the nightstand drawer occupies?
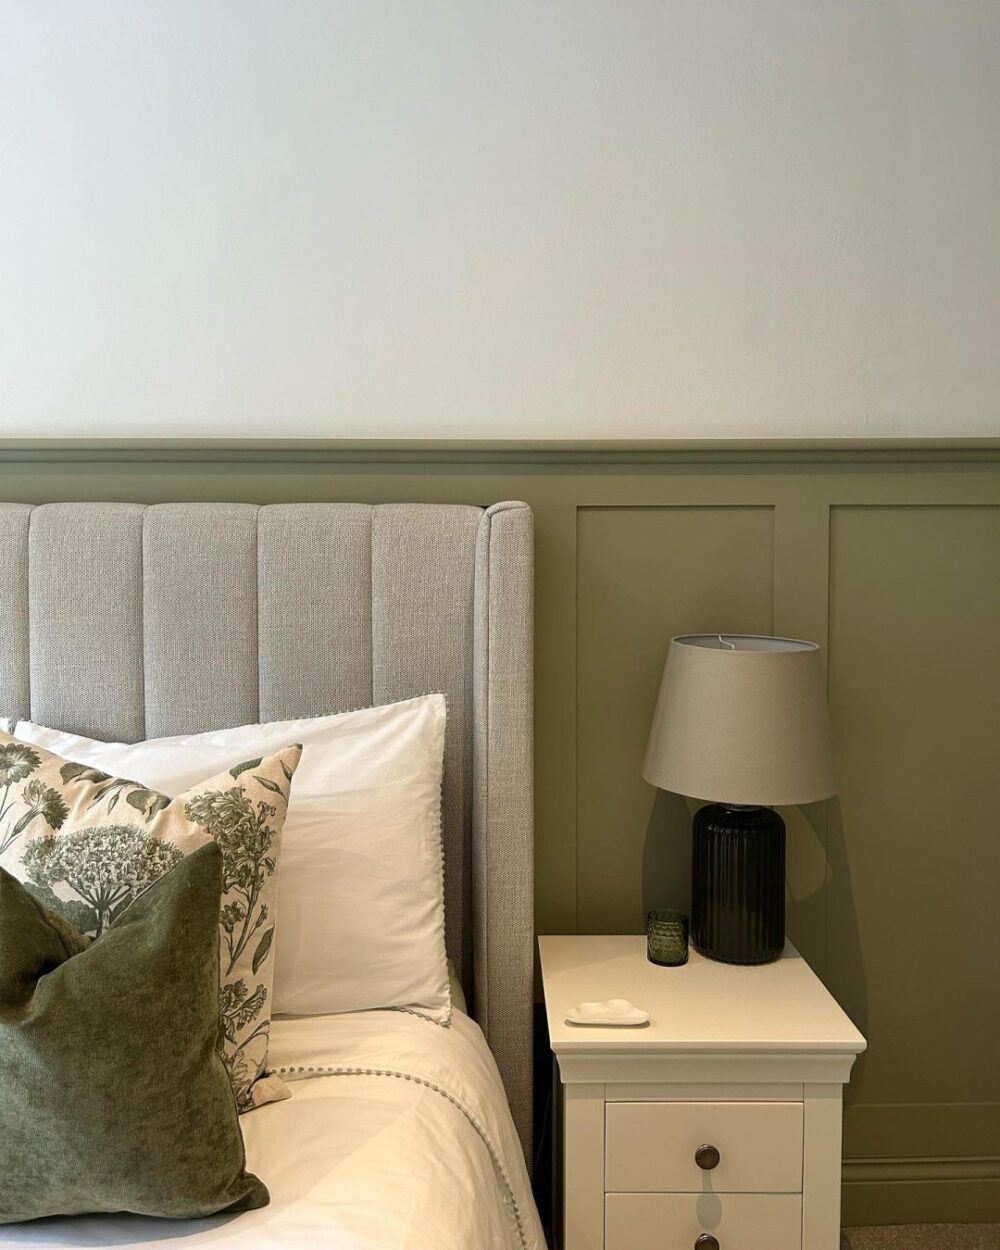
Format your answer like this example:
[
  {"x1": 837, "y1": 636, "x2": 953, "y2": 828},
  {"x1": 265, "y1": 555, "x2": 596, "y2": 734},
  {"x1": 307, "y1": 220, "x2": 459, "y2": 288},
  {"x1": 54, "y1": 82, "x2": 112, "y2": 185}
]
[
  {"x1": 605, "y1": 1192, "x2": 802, "y2": 1250},
  {"x1": 605, "y1": 1101, "x2": 803, "y2": 1193}
]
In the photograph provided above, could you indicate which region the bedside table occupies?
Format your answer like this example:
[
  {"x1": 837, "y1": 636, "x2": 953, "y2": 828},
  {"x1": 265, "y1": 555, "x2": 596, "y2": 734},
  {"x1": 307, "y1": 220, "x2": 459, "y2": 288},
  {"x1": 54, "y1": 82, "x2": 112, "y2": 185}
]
[{"x1": 539, "y1": 935, "x2": 865, "y2": 1250}]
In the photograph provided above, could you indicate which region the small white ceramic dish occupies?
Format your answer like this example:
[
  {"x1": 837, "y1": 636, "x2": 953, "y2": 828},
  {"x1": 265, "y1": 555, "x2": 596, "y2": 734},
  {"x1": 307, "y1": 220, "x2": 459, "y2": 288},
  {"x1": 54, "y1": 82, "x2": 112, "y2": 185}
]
[{"x1": 564, "y1": 998, "x2": 650, "y2": 1027}]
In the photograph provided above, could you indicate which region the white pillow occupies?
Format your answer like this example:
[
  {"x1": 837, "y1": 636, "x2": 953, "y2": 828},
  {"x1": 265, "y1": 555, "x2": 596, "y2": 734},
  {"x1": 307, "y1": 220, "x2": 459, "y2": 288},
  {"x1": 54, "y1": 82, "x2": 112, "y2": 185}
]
[{"x1": 14, "y1": 695, "x2": 451, "y2": 1022}]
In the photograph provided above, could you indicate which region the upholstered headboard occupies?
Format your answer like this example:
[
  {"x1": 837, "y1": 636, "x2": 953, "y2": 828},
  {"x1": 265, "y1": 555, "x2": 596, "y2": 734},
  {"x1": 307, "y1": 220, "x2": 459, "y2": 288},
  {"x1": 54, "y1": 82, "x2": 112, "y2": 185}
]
[{"x1": 0, "y1": 500, "x2": 534, "y2": 1155}]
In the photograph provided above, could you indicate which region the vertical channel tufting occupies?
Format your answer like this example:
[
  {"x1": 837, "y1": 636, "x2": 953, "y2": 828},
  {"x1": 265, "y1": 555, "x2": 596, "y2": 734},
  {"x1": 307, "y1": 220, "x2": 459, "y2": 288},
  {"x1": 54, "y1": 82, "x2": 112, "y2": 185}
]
[
  {"x1": 142, "y1": 503, "x2": 259, "y2": 737},
  {"x1": 28, "y1": 503, "x2": 146, "y2": 741},
  {"x1": 0, "y1": 493, "x2": 535, "y2": 1165},
  {"x1": 473, "y1": 502, "x2": 534, "y2": 1160},
  {"x1": 371, "y1": 504, "x2": 482, "y2": 983},
  {"x1": 258, "y1": 505, "x2": 373, "y2": 720},
  {"x1": 0, "y1": 504, "x2": 32, "y2": 724}
]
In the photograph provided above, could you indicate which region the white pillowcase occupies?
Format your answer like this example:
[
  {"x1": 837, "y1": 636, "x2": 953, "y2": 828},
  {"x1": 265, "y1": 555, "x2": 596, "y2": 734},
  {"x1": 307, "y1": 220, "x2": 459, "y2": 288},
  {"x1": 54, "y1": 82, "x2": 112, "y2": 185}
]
[{"x1": 14, "y1": 695, "x2": 451, "y2": 1022}]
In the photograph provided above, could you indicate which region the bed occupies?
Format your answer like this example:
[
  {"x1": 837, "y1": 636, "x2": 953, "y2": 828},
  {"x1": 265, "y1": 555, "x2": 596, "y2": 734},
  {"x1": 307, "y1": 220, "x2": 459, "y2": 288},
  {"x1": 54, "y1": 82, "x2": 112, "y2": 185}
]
[{"x1": 0, "y1": 501, "x2": 541, "y2": 1249}]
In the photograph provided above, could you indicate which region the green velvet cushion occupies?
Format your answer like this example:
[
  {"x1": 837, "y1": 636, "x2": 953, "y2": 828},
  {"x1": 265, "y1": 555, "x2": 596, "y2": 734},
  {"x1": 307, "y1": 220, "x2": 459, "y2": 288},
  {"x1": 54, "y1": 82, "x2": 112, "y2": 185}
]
[{"x1": 0, "y1": 842, "x2": 268, "y2": 1225}]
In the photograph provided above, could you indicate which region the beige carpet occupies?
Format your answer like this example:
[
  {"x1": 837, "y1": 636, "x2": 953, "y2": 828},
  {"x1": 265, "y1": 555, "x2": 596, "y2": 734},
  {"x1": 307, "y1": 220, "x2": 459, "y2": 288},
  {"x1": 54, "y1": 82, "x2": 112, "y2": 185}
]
[{"x1": 843, "y1": 1227, "x2": 1000, "y2": 1249}]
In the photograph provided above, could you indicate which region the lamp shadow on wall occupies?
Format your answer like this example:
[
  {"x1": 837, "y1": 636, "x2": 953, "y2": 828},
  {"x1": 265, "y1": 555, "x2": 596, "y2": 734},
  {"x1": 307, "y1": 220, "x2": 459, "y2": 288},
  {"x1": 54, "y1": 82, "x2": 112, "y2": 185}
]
[
  {"x1": 820, "y1": 799, "x2": 869, "y2": 1099},
  {"x1": 785, "y1": 799, "x2": 869, "y2": 1101},
  {"x1": 641, "y1": 789, "x2": 696, "y2": 917}
]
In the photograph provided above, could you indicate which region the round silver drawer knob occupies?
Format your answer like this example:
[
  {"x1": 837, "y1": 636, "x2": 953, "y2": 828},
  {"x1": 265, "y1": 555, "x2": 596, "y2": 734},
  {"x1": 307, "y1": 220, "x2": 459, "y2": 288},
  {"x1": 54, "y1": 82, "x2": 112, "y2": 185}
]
[
  {"x1": 695, "y1": 1143, "x2": 721, "y2": 1170},
  {"x1": 695, "y1": 1236, "x2": 720, "y2": 1250}
]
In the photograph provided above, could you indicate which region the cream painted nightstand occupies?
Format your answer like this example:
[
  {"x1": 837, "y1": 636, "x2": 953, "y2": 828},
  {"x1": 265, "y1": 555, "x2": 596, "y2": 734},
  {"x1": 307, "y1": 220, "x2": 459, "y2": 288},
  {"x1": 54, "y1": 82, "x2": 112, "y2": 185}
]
[{"x1": 539, "y1": 935, "x2": 865, "y2": 1250}]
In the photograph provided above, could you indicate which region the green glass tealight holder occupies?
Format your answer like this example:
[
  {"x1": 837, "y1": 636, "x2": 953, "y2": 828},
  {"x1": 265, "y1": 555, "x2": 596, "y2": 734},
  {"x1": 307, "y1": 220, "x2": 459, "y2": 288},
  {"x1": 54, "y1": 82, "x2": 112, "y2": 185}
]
[{"x1": 646, "y1": 907, "x2": 689, "y2": 967}]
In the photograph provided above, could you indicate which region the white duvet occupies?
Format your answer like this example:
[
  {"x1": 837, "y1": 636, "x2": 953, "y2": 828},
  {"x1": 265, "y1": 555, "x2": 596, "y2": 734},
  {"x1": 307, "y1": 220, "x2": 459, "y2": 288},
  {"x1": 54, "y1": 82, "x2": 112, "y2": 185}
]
[{"x1": 1, "y1": 1010, "x2": 546, "y2": 1250}]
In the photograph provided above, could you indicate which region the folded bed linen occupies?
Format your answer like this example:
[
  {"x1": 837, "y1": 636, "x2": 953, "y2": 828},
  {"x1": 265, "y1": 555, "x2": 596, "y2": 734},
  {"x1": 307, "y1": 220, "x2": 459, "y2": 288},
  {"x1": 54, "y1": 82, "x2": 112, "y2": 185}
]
[{"x1": 0, "y1": 1008, "x2": 545, "y2": 1250}]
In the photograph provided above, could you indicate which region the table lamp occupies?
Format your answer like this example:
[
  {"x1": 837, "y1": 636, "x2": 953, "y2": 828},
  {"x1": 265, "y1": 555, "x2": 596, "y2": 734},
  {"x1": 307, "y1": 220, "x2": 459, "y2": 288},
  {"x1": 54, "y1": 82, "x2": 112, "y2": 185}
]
[{"x1": 643, "y1": 634, "x2": 835, "y2": 965}]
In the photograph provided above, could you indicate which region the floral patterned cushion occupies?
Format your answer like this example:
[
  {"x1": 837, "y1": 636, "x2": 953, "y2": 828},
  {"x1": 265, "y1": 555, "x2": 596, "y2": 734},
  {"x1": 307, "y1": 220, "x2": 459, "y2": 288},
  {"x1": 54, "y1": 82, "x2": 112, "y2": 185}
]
[{"x1": 0, "y1": 731, "x2": 301, "y2": 1113}]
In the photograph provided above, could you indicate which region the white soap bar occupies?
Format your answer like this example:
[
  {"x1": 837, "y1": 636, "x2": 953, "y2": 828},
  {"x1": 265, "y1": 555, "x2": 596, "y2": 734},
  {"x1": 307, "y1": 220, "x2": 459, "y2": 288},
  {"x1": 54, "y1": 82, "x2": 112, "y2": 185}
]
[{"x1": 565, "y1": 998, "x2": 650, "y2": 1027}]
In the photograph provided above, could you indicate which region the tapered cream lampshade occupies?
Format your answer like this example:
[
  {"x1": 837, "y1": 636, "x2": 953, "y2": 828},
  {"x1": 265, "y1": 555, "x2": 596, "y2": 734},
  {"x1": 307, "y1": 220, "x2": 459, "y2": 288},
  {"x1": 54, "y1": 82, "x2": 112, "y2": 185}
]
[{"x1": 643, "y1": 634, "x2": 836, "y2": 808}]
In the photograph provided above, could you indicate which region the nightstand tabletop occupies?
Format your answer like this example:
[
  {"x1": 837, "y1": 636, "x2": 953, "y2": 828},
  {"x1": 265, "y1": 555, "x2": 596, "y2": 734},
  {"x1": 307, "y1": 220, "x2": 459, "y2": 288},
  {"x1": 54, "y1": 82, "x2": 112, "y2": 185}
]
[{"x1": 539, "y1": 934, "x2": 865, "y2": 1055}]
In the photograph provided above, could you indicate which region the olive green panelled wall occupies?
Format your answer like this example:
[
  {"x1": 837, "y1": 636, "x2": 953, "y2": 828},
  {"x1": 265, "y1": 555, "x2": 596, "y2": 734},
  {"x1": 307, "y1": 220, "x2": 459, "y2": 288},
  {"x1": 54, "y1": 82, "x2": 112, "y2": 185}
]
[{"x1": 0, "y1": 440, "x2": 997, "y2": 1225}]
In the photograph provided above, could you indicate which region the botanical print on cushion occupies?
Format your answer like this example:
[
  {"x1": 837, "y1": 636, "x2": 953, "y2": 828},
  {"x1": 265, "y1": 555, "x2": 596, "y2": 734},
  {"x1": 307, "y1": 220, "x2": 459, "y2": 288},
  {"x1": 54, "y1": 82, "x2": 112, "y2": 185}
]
[
  {"x1": 22, "y1": 824, "x2": 183, "y2": 936},
  {"x1": 0, "y1": 731, "x2": 302, "y2": 1113},
  {"x1": 0, "y1": 740, "x2": 68, "y2": 857}
]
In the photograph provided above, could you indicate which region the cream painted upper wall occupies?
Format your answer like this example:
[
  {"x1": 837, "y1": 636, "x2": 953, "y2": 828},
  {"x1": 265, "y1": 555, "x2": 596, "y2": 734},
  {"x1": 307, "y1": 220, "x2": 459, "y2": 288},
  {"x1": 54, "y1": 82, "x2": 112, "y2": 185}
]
[{"x1": 0, "y1": 1, "x2": 997, "y2": 439}]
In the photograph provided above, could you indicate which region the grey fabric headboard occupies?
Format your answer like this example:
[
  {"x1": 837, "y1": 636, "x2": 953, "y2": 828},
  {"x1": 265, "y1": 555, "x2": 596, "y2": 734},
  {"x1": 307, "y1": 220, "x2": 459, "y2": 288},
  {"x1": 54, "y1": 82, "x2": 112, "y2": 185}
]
[{"x1": 0, "y1": 500, "x2": 534, "y2": 1156}]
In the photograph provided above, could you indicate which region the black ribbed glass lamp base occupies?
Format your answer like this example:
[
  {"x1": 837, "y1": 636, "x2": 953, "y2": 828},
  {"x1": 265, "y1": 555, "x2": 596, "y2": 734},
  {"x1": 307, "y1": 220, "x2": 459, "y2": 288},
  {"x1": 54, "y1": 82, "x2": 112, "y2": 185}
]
[{"x1": 691, "y1": 804, "x2": 785, "y2": 965}]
